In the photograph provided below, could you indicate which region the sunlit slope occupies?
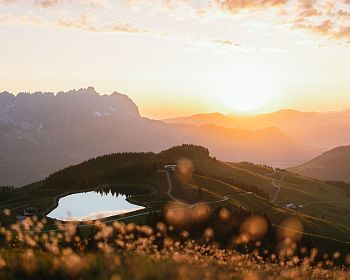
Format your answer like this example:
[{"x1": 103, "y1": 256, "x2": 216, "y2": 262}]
[
  {"x1": 0, "y1": 145, "x2": 349, "y2": 249},
  {"x1": 289, "y1": 146, "x2": 350, "y2": 183},
  {"x1": 192, "y1": 175, "x2": 350, "y2": 249},
  {"x1": 230, "y1": 162, "x2": 350, "y2": 228},
  {"x1": 188, "y1": 159, "x2": 350, "y2": 245}
]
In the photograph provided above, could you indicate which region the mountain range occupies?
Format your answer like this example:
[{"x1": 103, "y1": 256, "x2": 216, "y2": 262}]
[
  {"x1": 164, "y1": 110, "x2": 350, "y2": 150},
  {"x1": 0, "y1": 87, "x2": 346, "y2": 186}
]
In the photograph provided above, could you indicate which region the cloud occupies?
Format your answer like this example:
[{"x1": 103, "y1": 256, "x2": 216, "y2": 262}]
[
  {"x1": 334, "y1": 26, "x2": 350, "y2": 40},
  {"x1": 295, "y1": 19, "x2": 334, "y2": 37},
  {"x1": 56, "y1": 13, "x2": 146, "y2": 33},
  {"x1": 62, "y1": 0, "x2": 350, "y2": 46},
  {"x1": 2, "y1": 0, "x2": 350, "y2": 45},
  {"x1": 296, "y1": 0, "x2": 320, "y2": 17},
  {"x1": 290, "y1": 1, "x2": 350, "y2": 43},
  {"x1": 338, "y1": 9, "x2": 350, "y2": 18},
  {"x1": 34, "y1": 0, "x2": 59, "y2": 8},
  {"x1": 0, "y1": 0, "x2": 107, "y2": 8},
  {"x1": 0, "y1": 13, "x2": 45, "y2": 26},
  {"x1": 211, "y1": 39, "x2": 240, "y2": 47},
  {"x1": 103, "y1": 22, "x2": 144, "y2": 33},
  {"x1": 0, "y1": 0, "x2": 18, "y2": 4},
  {"x1": 35, "y1": 0, "x2": 107, "y2": 8},
  {"x1": 0, "y1": 10, "x2": 145, "y2": 34},
  {"x1": 215, "y1": 0, "x2": 288, "y2": 12}
]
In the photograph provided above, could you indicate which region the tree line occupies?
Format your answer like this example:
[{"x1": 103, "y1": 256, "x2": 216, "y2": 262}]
[{"x1": 0, "y1": 186, "x2": 15, "y2": 199}]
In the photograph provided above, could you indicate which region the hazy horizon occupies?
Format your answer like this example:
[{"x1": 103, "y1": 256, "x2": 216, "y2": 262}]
[
  {"x1": 1, "y1": 0, "x2": 350, "y2": 118},
  {"x1": 2, "y1": 88, "x2": 350, "y2": 119}
]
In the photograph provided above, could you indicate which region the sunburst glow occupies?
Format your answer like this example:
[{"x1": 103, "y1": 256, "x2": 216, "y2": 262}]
[{"x1": 220, "y1": 79, "x2": 275, "y2": 114}]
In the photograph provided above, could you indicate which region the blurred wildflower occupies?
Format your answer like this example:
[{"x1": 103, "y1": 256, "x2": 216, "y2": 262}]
[
  {"x1": 176, "y1": 158, "x2": 194, "y2": 182},
  {"x1": 240, "y1": 216, "x2": 268, "y2": 241},
  {"x1": 3, "y1": 208, "x2": 11, "y2": 216}
]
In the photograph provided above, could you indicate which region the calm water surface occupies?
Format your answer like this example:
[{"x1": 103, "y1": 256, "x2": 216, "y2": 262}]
[{"x1": 47, "y1": 191, "x2": 144, "y2": 221}]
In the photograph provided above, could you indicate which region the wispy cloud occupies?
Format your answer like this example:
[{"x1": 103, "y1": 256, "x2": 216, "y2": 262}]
[
  {"x1": 0, "y1": 0, "x2": 108, "y2": 8},
  {"x1": 1, "y1": 0, "x2": 350, "y2": 44},
  {"x1": 0, "y1": 11, "x2": 145, "y2": 34},
  {"x1": 211, "y1": 39, "x2": 240, "y2": 47},
  {"x1": 289, "y1": 1, "x2": 350, "y2": 43},
  {"x1": 0, "y1": 0, "x2": 19, "y2": 4},
  {"x1": 0, "y1": 13, "x2": 45, "y2": 26},
  {"x1": 56, "y1": 13, "x2": 146, "y2": 33},
  {"x1": 215, "y1": 0, "x2": 288, "y2": 12},
  {"x1": 120, "y1": 0, "x2": 350, "y2": 44},
  {"x1": 35, "y1": 0, "x2": 108, "y2": 8}
]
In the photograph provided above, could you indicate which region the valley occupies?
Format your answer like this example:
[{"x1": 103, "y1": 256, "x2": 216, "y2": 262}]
[{"x1": 1, "y1": 145, "x2": 349, "y2": 255}]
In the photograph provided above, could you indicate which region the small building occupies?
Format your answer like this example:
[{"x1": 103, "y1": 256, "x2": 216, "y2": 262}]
[
  {"x1": 24, "y1": 207, "x2": 37, "y2": 217},
  {"x1": 284, "y1": 203, "x2": 296, "y2": 209}
]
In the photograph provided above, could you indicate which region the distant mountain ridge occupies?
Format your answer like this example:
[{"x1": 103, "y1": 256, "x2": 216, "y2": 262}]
[
  {"x1": 289, "y1": 146, "x2": 350, "y2": 183},
  {"x1": 163, "y1": 109, "x2": 350, "y2": 151},
  {"x1": 0, "y1": 88, "x2": 314, "y2": 186},
  {"x1": 0, "y1": 87, "x2": 140, "y2": 128}
]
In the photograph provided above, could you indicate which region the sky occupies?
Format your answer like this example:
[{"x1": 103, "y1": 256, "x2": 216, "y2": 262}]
[{"x1": 0, "y1": 0, "x2": 350, "y2": 118}]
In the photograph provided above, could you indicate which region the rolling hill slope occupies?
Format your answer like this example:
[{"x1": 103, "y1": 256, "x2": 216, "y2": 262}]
[
  {"x1": 289, "y1": 146, "x2": 350, "y2": 183},
  {"x1": 1, "y1": 145, "x2": 349, "y2": 253}
]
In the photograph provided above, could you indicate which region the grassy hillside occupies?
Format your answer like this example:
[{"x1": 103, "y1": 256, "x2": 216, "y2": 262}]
[
  {"x1": 289, "y1": 146, "x2": 350, "y2": 183},
  {"x1": 0, "y1": 145, "x2": 349, "y2": 254}
]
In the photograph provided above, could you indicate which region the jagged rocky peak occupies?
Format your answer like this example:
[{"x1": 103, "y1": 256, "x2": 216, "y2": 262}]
[
  {"x1": 56, "y1": 86, "x2": 99, "y2": 96},
  {"x1": 0, "y1": 91, "x2": 15, "y2": 106},
  {"x1": 0, "y1": 87, "x2": 141, "y2": 127}
]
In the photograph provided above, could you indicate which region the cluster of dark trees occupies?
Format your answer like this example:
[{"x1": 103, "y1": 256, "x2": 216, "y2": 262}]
[
  {"x1": 43, "y1": 144, "x2": 212, "y2": 192},
  {"x1": 158, "y1": 144, "x2": 210, "y2": 161},
  {"x1": 0, "y1": 185, "x2": 15, "y2": 199},
  {"x1": 44, "y1": 160, "x2": 159, "y2": 191},
  {"x1": 94, "y1": 185, "x2": 150, "y2": 197},
  {"x1": 0, "y1": 185, "x2": 14, "y2": 191},
  {"x1": 235, "y1": 162, "x2": 274, "y2": 171}
]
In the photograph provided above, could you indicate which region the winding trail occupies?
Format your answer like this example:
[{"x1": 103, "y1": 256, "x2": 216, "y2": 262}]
[
  {"x1": 172, "y1": 192, "x2": 252, "y2": 211},
  {"x1": 160, "y1": 165, "x2": 252, "y2": 210},
  {"x1": 266, "y1": 171, "x2": 349, "y2": 207},
  {"x1": 158, "y1": 166, "x2": 183, "y2": 204},
  {"x1": 266, "y1": 169, "x2": 283, "y2": 202}
]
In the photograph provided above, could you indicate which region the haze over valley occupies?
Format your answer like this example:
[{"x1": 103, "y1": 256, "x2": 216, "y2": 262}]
[{"x1": 0, "y1": 87, "x2": 332, "y2": 187}]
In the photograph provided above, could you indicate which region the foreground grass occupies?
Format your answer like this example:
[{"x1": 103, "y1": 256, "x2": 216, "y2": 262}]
[
  {"x1": 1, "y1": 249, "x2": 349, "y2": 280},
  {"x1": 0, "y1": 208, "x2": 349, "y2": 280}
]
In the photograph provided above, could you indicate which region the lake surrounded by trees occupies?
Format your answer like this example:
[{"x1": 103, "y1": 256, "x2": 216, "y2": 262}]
[{"x1": 47, "y1": 191, "x2": 145, "y2": 221}]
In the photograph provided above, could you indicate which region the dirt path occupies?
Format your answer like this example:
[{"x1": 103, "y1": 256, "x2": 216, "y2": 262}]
[
  {"x1": 160, "y1": 165, "x2": 252, "y2": 210},
  {"x1": 266, "y1": 169, "x2": 284, "y2": 202},
  {"x1": 158, "y1": 167, "x2": 184, "y2": 204}
]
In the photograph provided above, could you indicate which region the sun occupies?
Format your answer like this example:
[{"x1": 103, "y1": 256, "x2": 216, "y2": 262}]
[
  {"x1": 219, "y1": 80, "x2": 274, "y2": 114},
  {"x1": 225, "y1": 93, "x2": 269, "y2": 113}
]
